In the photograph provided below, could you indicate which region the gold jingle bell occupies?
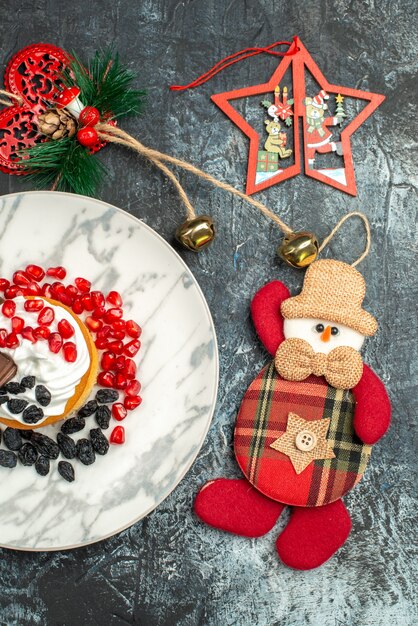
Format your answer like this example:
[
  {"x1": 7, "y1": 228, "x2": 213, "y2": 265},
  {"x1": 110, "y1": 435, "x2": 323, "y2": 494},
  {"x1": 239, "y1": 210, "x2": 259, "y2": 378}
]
[
  {"x1": 278, "y1": 231, "x2": 319, "y2": 268},
  {"x1": 176, "y1": 215, "x2": 215, "y2": 252}
]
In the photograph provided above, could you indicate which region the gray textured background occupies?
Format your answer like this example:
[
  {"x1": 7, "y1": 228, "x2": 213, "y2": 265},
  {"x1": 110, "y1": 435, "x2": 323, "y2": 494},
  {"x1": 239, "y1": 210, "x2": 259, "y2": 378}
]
[{"x1": 0, "y1": 1, "x2": 417, "y2": 624}]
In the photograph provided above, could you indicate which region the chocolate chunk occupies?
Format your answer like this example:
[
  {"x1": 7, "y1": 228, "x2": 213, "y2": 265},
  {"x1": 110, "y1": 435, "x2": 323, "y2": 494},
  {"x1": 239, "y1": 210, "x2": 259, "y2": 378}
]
[{"x1": 0, "y1": 352, "x2": 17, "y2": 387}]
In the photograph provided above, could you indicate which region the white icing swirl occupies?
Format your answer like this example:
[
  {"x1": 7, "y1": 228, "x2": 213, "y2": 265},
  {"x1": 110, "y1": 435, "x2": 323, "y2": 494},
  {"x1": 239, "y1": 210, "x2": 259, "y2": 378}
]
[{"x1": 0, "y1": 297, "x2": 90, "y2": 425}]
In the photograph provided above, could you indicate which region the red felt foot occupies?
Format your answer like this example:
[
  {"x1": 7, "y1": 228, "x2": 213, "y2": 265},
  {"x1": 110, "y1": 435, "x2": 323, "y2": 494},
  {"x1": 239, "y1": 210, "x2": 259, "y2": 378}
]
[
  {"x1": 194, "y1": 478, "x2": 285, "y2": 537},
  {"x1": 276, "y1": 499, "x2": 352, "y2": 570}
]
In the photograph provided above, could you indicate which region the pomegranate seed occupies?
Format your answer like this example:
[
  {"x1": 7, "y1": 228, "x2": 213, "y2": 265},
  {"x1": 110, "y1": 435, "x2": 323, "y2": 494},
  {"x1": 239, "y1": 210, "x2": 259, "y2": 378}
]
[
  {"x1": 101, "y1": 351, "x2": 116, "y2": 371},
  {"x1": 91, "y1": 290, "x2": 105, "y2": 308},
  {"x1": 48, "y1": 332, "x2": 63, "y2": 353},
  {"x1": 13, "y1": 270, "x2": 31, "y2": 286},
  {"x1": 107, "y1": 340, "x2": 123, "y2": 354},
  {"x1": 0, "y1": 329, "x2": 7, "y2": 347},
  {"x1": 124, "y1": 395, "x2": 142, "y2": 410},
  {"x1": 114, "y1": 373, "x2": 127, "y2": 389},
  {"x1": 124, "y1": 339, "x2": 140, "y2": 357},
  {"x1": 50, "y1": 281, "x2": 65, "y2": 297},
  {"x1": 26, "y1": 282, "x2": 41, "y2": 296},
  {"x1": 92, "y1": 306, "x2": 106, "y2": 319},
  {"x1": 123, "y1": 359, "x2": 137, "y2": 379},
  {"x1": 63, "y1": 342, "x2": 77, "y2": 362},
  {"x1": 111, "y1": 330, "x2": 125, "y2": 340},
  {"x1": 24, "y1": 299, "x2": 44, "y2": 312},
  {"x1": 104, "y1": 308, "x2": 123, "y2": 324},
  {"x1": 21, "y1": 327, "x2": 37, "y2": 343},
  {"x1": 26, "y1": 264, "x2": 45, "y2": 281},
  {"x1": 0, "y1": 278, "x2": 10, "y2": 292},
  {"x1": 58, "y1": 319, "x2": 75, "y2": 339},
  {"x1": 42, "y1": 283, "x2": 53, "y2": 298},
  {"x1": 65, "y1": 285, "x2": 79, "y2": 302},
  {"x1": 38, "y1": 307, "x2": 55, "y2": 326},
  {"x1": 106, "y1": 291, "x2": 123, "y2": 307},
  {"x1": 85, "y1": 316, "x2": 103, "y2": 332},
  {"x1": 2, "y1": 300, "x2": 16, "y2": 318},
  {"x1": 112, "y1": 320, "x2": 126, "y2": 333},
  {"x1": 34, "y1": 326, "x2": 51, "y2": 340},
  {"x1": 4, "y1": 286, "x2": 23, "y2": 299},
  {"x1": 110, "y1": 425, "x2": 125, "y2": 444},
  {"x1": 75, "y1": 277, "x2": 91, "y2": 293},
  {"x1": 98, "y1": 325, "x2": 112, "y2": 338},
  {"x1": 6, "y1": 333, "x2": 19, "y2": 348},
  {"x1": 81, "y1": 294, "x2": 93, "y2": 311},
  {"x1": 112, "y1": 402, "x2": 127, "y2": 420},
  {"x1": 47, "y1": 266, "x2": 66, "y2": 279},
  {"x1": 98, "y1": 371, "x2": 115, "y2": 387},
  {"x1": 95, "y1": 337, "x2": 109, "y2": 349},
  {"x1": 11, "y1": 316, "x2": 24, "y2": 333},
  {"x1": 72, "y1": 298, "x2": 84, "y2": 314},
  {"x1": 115, "y1": 355, "x2": 126, "y2": 371},
  {"x1": 126, "y1": 320, "x2": 141, "y2": 338},
  {"x1": 125, "y1": 379, "x2": 141, "y2": 397}
]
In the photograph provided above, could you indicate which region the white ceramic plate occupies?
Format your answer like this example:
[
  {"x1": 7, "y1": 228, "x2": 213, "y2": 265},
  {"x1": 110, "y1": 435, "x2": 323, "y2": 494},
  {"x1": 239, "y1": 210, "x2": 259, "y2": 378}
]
[{"x1": 0, "y1": 191, "x2": 218, "y2": 551}]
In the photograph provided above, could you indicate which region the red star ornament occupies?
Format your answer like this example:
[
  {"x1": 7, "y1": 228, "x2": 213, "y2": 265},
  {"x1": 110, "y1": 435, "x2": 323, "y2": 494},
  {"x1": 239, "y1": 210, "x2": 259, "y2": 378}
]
[{"x1": 211, "y1": 37, "x2": 384, "y2": 196}]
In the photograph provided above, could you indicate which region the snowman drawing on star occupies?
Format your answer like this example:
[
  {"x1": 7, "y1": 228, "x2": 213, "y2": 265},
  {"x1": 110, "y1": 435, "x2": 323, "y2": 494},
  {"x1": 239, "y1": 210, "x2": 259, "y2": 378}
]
[{"x1": 195, "y1": 259, "x2": 391, "y2": 570}]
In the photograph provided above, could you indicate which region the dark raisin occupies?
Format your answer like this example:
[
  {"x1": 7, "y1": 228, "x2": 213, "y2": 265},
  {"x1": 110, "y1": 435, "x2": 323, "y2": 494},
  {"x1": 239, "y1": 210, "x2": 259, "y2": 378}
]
[
  {"x1": 7, "y1": 399, "x2": 29, "y2": 414},
  {"x1": 77, "y1": 400, "x2": 98, "y2": 418},
  {"x1": 20, "y1": 429, "x2": 34, "y2": 440},
  {"x1": 58, "y1": 460, "x2": 75, "y2": 482},
  {"x1": 0, "y1": 396, "x2": 8, "y2": 405},
  {"x1": 0, "y1": 428, "x2": 1, "y2": 444},
  {"x1": 31, "y1": 432, "x2": 59, "y2": 459},
  {"x1": 61, "y1": 416, "x2": 85, "y2": 435},
  {"x1": 18, "y1": 442, "x2": 38, "y2": 466},
  {"x1": 57, "y1": 433, "x2": 76, "y2": 459},
  {"x1": 76, "y1": 439, "x2": 95, "y2": 465},
  {"x1": 3, "y1": 427, "x2": 23, "y2": 451},
  {"x1": 0, "y1": 387, "x2": 7, "y2": 395},
  {"x1": 35, "y1": 455, "x2": 50, "y2": 476},
  {"x1": 90, "y1": 428, "x2": 109, "y2": 455},
  {"x1": 0, "y1": 450, "x2": 17, "y2": 468},
  {"x1": 22, "y1": 405, "x2": 44, "y2": 424},
  {"x1": 21, "y1": 376, "x2": 36, "y2": 389},
  {"x1": 96, "y1": 389, "x2": 119, "y2": 404},
  {"x1": 4, "y1": 382, "x2": 26, "y2": 395},
  {"x1": 95, "y1": 405, "x2": 111, "y2": 429},
  {"x1": 35, "y1": 385, "x2": 52, "y2": 407}
]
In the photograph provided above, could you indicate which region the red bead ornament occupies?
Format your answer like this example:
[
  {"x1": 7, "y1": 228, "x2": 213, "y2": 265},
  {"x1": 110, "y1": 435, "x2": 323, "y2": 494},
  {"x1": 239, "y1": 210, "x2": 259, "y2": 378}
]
[
  {"x1": 77, "y1": 127, "x2": 99, "y2": 147},
  {"x1": 110, "y1": 425, "x2": 125, "y2": 444},
  {"x1": 79, "y1": 106, "x2": 100, "y2": 127},
  {"x1": 6, "y1": 333, "x2": 19, "y2": 348},
  {"x1": 125, "y1": 379, "x2": 141, "y2": 396},
  {"x1": 13, "y1": 270, "x2": 31, "y2": 286},
  {"x1": 58, "y1": 319, "x2": 75, "y2": 339},
  {"x1": 34, "y1": 325, "x2": 51, "y2": 340},
  {"x1": 4, "y1": 286, "x2": 23, "y2": 299},
  {"x1": 48, "y1": 332, "x2": 63, "y2": 354},
  {"x1": 0, "y1": 329, "x2": 7, "y2": 347},
  {"x1": 24, "y1": 299, "x2": 44, "y2": 312},
  {"x1": 75, "y1": 277, "x2": 91, "y2": 293},
  {"x1": 11, "y1": 316, "x2": 24, "y2": 333},
  {"x1": 123, "y1": 359, "x2": 137, "y2": 379},
  {"x1": 106, "y1": 291, "x2": 123, "y2": 307},
  {"x1": 63, "y1": 342, "x2": 77, "y2": 362},
  {"x1": 124, "y1": 395, "x2": 142, "y2": 411},
  {"x1": 98, "y1": 371, "x2": 115, "y2": 387},
  {"x1": 21, "y1": 327, "x2": 37, "y2": 343},
  {"x1": 112, "y1": 403, "x2": 127, "y2": 421},
  {"x1": 126, "y1": 320, "x2": 141, "y2": 338},
  {"x1": 124, "y1": 339, "x2": 140, "y2": 357},
  {"x1": 2, "y1": 300, "x2": 16, "y2": 318},
  {"x1": 0, "y1": 278, "x2": 10, "y2": 292},
  {"x1": 25, "y1": 264, "x2": 45, "y2": 281},
  {"x1": 46, "y1": 266, "x2": 67, "y2": 279},
  {"x1": 38, "y1": 306, "x2": 55, "y2": 326}
]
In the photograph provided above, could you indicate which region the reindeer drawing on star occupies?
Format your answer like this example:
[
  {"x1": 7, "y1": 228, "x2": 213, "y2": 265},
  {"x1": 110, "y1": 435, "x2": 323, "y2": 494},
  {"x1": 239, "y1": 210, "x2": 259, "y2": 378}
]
[{"x1": 303, "y1": 90, "x2": 346, "y2": 168}]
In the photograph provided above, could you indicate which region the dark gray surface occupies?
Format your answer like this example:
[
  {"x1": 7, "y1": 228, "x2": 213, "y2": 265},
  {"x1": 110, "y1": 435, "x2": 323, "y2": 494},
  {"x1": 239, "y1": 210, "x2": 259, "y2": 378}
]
[{"x1": 0, "y1": 1, "x2": 416, "y2": 624}]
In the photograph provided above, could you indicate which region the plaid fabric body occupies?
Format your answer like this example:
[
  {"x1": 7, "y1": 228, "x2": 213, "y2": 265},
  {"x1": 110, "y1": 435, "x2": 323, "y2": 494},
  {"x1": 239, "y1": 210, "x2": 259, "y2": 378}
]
[{"x1": 234, "y1": 361, "x2": 372, "y2": 507}]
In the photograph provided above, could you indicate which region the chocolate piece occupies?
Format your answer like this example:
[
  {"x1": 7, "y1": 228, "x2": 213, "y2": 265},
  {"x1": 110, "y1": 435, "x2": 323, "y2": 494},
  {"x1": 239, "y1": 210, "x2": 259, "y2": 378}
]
[{"x1": 0, "y1": 352, "x2": 17, "y2": 388}]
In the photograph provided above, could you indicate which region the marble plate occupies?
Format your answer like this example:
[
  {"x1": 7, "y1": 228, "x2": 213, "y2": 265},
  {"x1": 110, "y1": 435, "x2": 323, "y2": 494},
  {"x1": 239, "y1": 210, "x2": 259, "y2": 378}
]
[{"x1": 0, "y1": 191, "x2": 218, "y2": 551}]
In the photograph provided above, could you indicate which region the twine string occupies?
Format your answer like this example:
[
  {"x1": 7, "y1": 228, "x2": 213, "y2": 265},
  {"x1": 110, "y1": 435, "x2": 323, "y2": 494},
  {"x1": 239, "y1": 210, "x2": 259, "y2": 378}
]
[
  {"x1": 318, "y1": 211, "x2": 371, "y2": 267},
  {"x1": 0, "y1": 89, "x2": 23, "y2": 107}
]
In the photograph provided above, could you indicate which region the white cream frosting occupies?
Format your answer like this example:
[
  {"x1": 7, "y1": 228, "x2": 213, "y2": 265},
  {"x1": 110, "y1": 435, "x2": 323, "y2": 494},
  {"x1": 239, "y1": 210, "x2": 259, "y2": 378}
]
[{"x1": 0, "y1": 297, "x2": 90, "y2": 425}]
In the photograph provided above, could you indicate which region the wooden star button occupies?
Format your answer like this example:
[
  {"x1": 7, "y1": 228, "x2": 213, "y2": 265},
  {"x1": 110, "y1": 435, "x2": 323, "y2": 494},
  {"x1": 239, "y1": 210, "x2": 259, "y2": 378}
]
[{"x1": 270, "y1": 412, "x2": 335, "y2": 474}]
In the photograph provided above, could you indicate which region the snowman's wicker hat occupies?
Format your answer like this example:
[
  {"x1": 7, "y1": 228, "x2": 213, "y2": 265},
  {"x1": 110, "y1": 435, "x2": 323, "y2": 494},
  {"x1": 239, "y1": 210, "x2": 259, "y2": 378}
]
[{"x1": 281, "y1": 259, "x2": 378, "y2": 336}]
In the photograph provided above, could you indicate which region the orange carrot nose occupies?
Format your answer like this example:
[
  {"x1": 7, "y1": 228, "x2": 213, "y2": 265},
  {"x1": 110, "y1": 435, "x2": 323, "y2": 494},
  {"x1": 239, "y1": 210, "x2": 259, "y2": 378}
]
[{"x1": 320, "y1": 325, "x2": 332, "y2": 342}]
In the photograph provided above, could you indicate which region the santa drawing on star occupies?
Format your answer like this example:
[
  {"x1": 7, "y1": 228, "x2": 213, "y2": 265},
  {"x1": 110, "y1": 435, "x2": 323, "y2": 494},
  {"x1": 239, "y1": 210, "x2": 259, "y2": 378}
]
[
  {"x1": 194, "y1": 258, "x2": 391, "y2": 570},
  {"x1": 303, "y1": 89, "x2": 345, "y2": 168}
]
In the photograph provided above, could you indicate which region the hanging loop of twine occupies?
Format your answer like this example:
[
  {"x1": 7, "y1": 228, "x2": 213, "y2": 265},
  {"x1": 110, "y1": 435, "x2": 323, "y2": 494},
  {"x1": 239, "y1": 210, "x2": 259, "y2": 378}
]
[
  {"x1": 318, "y1": 211, "x2": 371, "y2": 267},
  {"x1": 0, "y1": 89, "x2": 23, "y2": 107}
]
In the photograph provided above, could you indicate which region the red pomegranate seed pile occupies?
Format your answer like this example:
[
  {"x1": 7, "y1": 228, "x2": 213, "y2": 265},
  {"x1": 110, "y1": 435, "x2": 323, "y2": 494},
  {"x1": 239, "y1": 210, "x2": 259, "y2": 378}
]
[{"x1": 0, "y1": 265, "x2": 143, "y2": 445}]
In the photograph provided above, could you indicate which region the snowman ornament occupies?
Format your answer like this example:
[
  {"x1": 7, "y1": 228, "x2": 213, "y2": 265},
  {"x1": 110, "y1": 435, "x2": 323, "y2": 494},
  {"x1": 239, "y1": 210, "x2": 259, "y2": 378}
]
[{"x1": 195, "y1": 259, "x2": 391, "y2": 570}]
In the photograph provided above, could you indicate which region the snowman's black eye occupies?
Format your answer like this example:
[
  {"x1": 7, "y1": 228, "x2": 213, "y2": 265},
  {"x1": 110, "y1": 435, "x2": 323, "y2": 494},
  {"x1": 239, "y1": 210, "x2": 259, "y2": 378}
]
[
  {"x1": 331, "y1": 327, "x2": 339, "y2": 336},
  {"x1": 315, "y1": 324, "x2": 324, "y2": 333}
]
